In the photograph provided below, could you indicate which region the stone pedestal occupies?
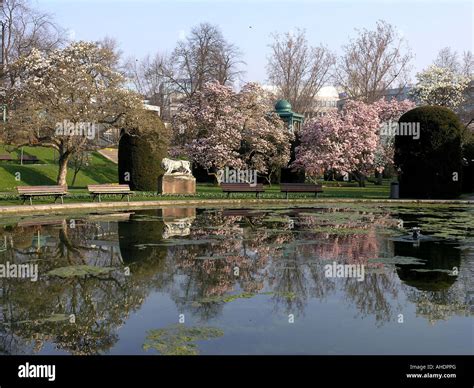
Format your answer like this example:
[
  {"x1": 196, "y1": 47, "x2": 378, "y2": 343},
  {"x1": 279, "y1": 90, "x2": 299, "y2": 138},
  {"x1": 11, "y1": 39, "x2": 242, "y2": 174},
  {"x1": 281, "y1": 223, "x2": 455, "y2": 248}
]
[
  {"x1": 162, "y1": 208, "x2": 196, "y2": 239},
  {"x1": 162, "y1": 207, "x2": 196, "y2": 220},
  {"x1": 158, "y1": 174, "x2": 196, "y2": 195}
]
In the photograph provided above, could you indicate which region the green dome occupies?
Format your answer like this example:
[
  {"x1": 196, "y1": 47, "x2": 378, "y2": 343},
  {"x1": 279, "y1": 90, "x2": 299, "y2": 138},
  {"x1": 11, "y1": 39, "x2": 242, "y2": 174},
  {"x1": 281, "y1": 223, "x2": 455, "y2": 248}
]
[{"x1": 275, "y1": 99, "x2": 292, "y2": 112}]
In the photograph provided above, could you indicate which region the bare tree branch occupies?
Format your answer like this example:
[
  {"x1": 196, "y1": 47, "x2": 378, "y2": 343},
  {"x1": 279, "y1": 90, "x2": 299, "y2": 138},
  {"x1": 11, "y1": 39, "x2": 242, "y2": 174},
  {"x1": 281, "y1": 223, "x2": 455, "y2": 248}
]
[
  {"x1": 335, "y1": 20, "x2": 412, "y2": 103},
  {"x1": 266, "y1": 28, "x2": 335, "y2": 114}
]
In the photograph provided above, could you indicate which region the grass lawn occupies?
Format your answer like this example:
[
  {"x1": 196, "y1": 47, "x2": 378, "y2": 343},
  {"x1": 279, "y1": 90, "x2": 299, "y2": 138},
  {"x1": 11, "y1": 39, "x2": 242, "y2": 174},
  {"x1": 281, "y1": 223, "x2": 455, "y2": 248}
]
[
  {"x1": 197, "y1": 182, "x2": 389, "y2": 198},
  {"x1": 0, "y1": 145, "x2": 391, "y2": 206},
  {"x1": 0, "y1": 145, "x2": 117, "y2": 191}
]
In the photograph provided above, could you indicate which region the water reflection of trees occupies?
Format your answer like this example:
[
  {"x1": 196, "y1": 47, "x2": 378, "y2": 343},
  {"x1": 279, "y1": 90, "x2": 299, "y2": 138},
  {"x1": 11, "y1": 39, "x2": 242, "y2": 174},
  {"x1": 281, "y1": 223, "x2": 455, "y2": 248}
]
[
  {"x1": 0, "y1": 206, "x2": 472, "y2": 354},
  {"x1": 168, "y1": 212, "x2": 278, "y2": 319},
  {"x1": 342, "y1": 273, "x2": 401, "y2": 326},
  {"x1": 168, "y1": 208, "x2": 404, "y2": 320},
  {"x1": 395, "y1": 241, "x2": 472, "y2": 324},
  {"x1": 0, "y1": 214, "x2": 166, "y2": 355}
]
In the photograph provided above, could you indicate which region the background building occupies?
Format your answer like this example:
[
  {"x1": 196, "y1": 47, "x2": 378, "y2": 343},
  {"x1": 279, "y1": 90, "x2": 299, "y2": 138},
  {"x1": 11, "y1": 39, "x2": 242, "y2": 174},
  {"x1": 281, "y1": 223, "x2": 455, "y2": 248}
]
[{"x1": 305, "y1": 86, "x2": 340, "y2": 119}]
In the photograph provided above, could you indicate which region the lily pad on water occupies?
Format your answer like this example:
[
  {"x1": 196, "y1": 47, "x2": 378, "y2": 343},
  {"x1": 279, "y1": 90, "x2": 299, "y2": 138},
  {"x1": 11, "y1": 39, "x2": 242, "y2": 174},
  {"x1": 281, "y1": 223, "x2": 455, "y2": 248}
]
[
  {"x1": 430, "y1": 229, "x2": 472, "y2": 240},
  {"x1": 263, "y1": 216, "x2": 291, "y2": 223},
  {"x1": 299, "y1": 211, "x2": 368, "y2": 222},
  {"x1": 47, "y1": 265, "x2": 115, "y2": 278},
  {"x1": 193, "y1": 292, "x2": 264, "y2": 306},
  {"x1": 368, "y1": 256, "x2": 427, "y2": 266},
  {"x1": 396, "y1": 207, "x2": 474, "y2": 242},
  {"x1": 287, "y1": 239, "x2": 330, "y2": 246},
  {"x1": 143, "y1": 325, "x2": 224, "y2": 355},
  {"x1": 135, "y1": 239, "x2": 214, "y2": 248},
  {"x1": 262, "y1": 229, "x2": 302, "y2": 234},
  {"x1": 191, "y1": 291, "x2": 292, "y2": 306},
  {"x1": 410, "y1": 268, "x2": 456, "y2": 274},
  {"x1": 310, "y1": 227, "x2": 371, "y2": 235},
  {"x1": 206, "y1": 235, "x2": 235, "y2": 240},
  {"x1": 44, "y1": 313, "x2": 70, "y2": 322},
  {"x1": 274, "y1": 291, "x2": 298, "y2": 300},
  {"x1": 194, "y1": 255, "x2": 236, "y2": 260},
  {"x1": 13, "y1": 313, "x2": 70, "y2": 326}
]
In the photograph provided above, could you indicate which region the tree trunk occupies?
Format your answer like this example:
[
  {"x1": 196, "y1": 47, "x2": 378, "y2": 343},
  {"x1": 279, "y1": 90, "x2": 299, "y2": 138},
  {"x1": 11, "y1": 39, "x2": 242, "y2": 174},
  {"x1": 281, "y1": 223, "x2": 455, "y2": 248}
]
[
  {"x1": 57, "y1": 152, "x2": 71, "y2": 186},
  {"x1": 374, "y1": 171, "x2": 383, "y2": 185},
  {"x1": 355, "y1": 172, "x2": 366, "y2": 187}
]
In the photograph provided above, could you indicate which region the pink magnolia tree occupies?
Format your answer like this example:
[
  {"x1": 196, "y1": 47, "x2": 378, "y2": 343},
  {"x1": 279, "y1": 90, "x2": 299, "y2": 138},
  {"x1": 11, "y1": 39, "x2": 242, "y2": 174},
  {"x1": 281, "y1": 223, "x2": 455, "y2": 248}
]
[
  {"x1": 239, "y1": 83, "x2": 293, "y2": 183},
  {"x1": 172, "y1": 81, "x2": 292, "y2": 182},
  {"x1": 293, "y1": 98, "x2": 415, "y2": 186},
  {"x1": 172, "y1": 81, "x2": 244, "y2": 171},
  {"x1": 373, "y1": 98, "x2": 415, "y2": 174}
]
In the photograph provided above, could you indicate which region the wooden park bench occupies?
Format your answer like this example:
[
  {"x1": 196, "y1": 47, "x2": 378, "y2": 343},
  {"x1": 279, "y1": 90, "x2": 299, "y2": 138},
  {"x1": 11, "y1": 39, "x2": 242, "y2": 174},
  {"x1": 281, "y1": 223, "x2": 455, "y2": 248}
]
[
  {"x1": 220, "y1": 183, "x2": 265, "y2": 198},
  {"x1": 88, "y1": 184, "x2": 133, "y2": 202},
  {"x1": 17, "y1": 185, "x2": 68, "y2": 205},
  {"x1": 0, "y1": 154, "x2": 13, "y2": 162},
  {"x1": 280, "y1": 183, "x2": 323, "y2": 199}
]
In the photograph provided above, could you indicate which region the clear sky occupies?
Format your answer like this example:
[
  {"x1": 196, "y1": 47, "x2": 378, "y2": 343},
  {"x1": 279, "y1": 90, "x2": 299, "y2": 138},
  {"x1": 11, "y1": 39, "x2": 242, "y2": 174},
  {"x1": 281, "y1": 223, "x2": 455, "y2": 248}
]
[{"x1": 37, "y1": 0, "x2": 473, "y2": 85}]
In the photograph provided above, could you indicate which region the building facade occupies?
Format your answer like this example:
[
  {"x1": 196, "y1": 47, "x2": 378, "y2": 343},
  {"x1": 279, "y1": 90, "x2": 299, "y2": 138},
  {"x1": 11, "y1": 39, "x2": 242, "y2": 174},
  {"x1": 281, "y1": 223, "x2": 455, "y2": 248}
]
[{"x1": 304, "y1": 86, "x2": 341, "y2": 119}]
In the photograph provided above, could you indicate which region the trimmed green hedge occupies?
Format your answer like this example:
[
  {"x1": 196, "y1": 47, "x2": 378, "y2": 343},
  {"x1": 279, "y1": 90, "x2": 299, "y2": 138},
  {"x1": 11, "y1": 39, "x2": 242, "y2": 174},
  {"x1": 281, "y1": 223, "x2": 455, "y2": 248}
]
[
  {"x1": 118, "y1": 112, "x2": 169, "y2": 191},
  {"x1": 395, "y1": 106, "x2": 463, "y2": 199}
]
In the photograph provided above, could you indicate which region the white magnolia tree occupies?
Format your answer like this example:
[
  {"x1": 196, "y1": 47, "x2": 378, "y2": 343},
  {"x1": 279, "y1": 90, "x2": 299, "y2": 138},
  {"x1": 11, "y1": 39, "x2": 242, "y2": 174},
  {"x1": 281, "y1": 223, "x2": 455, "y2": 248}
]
[
  {"x1": 5, "y1": 41, "x2": 143, "y2": 185},
  {"x1": 411, "y1": 65, "x2": 470, "y2": 110}
]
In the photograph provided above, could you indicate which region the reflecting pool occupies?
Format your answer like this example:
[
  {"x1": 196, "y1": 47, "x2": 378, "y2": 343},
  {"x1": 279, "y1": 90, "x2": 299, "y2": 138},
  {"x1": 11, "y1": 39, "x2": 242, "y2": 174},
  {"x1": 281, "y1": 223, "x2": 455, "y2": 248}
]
[{"x1": 0, "y1": 204, "x2": 472, "y2": 355}]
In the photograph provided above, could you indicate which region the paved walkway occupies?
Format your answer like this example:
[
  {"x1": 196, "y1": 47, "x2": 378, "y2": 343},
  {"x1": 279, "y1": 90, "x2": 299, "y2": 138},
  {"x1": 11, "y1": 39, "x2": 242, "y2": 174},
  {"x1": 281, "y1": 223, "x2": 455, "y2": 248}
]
[
  {"x1": 0, "y1": 198, "x2": 472, "y2": 216},
  {"x1": 98, "y1": 148, "x2": 118, "y2": 164}
]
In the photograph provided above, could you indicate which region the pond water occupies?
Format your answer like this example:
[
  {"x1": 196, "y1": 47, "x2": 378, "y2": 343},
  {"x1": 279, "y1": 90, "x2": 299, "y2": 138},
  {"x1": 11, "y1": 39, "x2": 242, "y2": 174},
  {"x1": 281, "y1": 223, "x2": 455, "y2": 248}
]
[{"x1": 0, "y1": 204, "x2": 472, "y2": 355}]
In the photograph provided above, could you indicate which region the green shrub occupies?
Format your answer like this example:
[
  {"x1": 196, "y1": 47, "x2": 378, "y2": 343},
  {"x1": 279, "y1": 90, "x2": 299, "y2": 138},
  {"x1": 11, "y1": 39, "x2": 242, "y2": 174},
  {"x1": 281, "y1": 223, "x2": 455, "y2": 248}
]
[
  {"x1": 394, "y1": 106, "x2": 463, "y2": 199},
  {"x1": 462, "y1": 132, "x2": 474, "y2": 193},
  {"x1": 118, "y1": 111, "x2": 169, "y2": 191}
]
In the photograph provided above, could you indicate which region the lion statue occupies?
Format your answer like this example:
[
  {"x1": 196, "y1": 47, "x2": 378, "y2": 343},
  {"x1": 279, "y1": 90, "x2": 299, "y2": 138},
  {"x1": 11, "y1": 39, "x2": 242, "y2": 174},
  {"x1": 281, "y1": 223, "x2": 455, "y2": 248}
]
[{"x1": 161, "y1": 158, "x2": 192, "y2": 175}]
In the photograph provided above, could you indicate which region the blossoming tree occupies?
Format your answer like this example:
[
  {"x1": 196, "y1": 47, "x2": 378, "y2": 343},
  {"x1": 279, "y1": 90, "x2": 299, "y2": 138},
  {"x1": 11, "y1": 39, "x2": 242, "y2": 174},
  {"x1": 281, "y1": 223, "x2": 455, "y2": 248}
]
[
  {"x1": 4, "y1": 41, "x2": 144, "y2": 186},
  {"x1": 372, "y1": 98, "x2": 416, "y2": 174},
  {"x1": 239, "y1": 83, "x2": 293, "y2": 183},
  {"x1": 172, "y1": 81, "x2": 243, "y2": 171},
  {"x1": 410, "y1": 65, "x2": 470, "y2": 110},
  {"x1": 172, "y1": 81, "x2": 292, "y2": 182},
  {"x1": 293, "y1": 98, "x2": 414, "y2": 186}
]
